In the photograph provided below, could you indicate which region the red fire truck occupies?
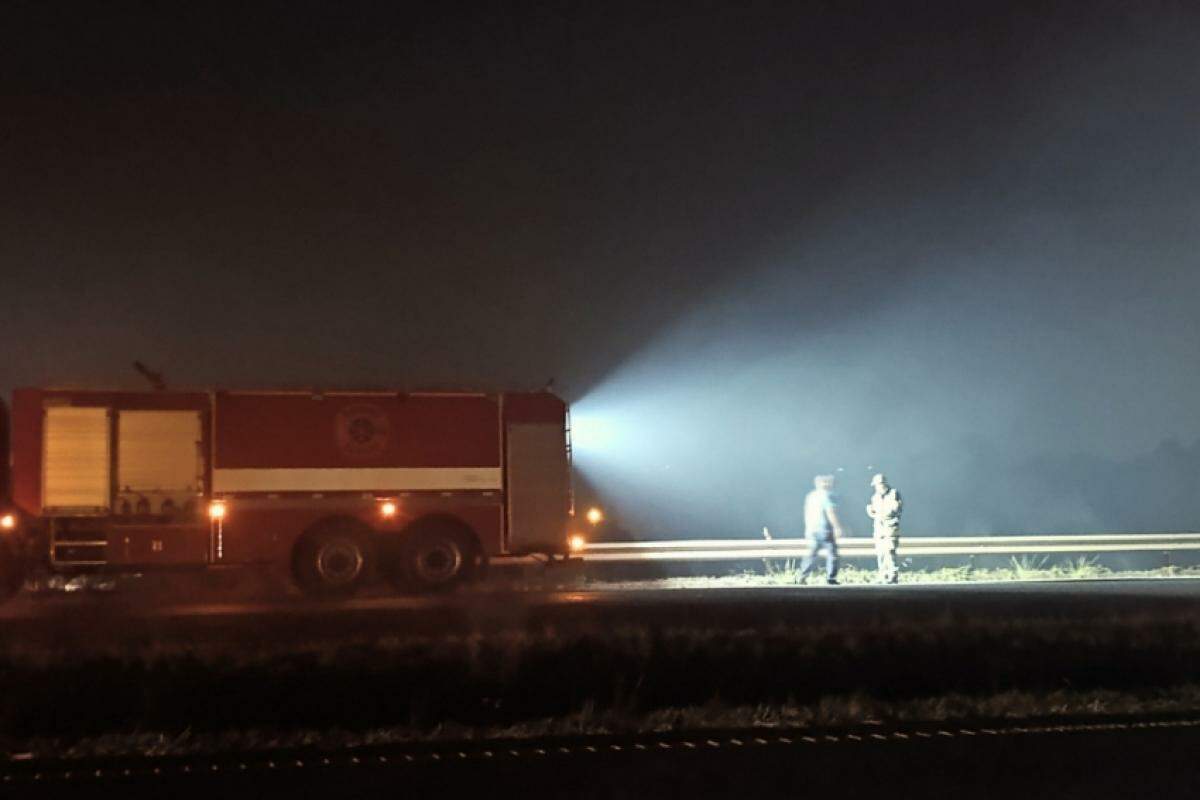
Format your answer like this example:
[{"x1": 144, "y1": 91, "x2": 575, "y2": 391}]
[{"x1": 0, "y1": 387, "x2": 575, "y2": 600}]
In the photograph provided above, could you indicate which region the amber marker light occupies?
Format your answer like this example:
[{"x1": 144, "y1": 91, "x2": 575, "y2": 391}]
[
  {"x1": 379, "y1": 500, "x2": 398, "y2": 519},
  {"x1": 585, "y1": 507, "x2": 604, "y2": 526},
  {"x1": 569, "y1": 534, "x2": 587, "y2": 553},
  {"x1": 0, "y1": 513, "x2": 15, "y2": 530},
  {"x1": 208, "y1": 501, "x2": 227, "y2": 521}
]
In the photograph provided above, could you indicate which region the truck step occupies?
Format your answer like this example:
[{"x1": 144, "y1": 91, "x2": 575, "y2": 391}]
[{"x1": 50, "y1": 525, "x2": 108, "y2": 567}]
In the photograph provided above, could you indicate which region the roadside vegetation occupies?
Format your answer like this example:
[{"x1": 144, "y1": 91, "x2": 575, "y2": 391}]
[
  {"x1": 16, "y1": 558, "x2": 1199, "y2": 600},
  {"x1": 3, "y1": 609, "x2": 1200, "y2": 761},
  {"x1": 577, "y1": 559, "x2": 1200, "y2": 591},
  {"x1": 13, "y1": 684, "x2": 1200, "y2": 761},
  {"x1": 5, "y1": 557, "x2": 1199, "y2": 762}
]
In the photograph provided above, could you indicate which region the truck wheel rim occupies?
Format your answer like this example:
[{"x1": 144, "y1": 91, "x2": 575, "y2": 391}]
[
  {"x1": 316, "y1": 540, "x2": 365, "y2": 586},
  {"x1": 415, "y1": 540, "x2": 463, "y2": 584}
]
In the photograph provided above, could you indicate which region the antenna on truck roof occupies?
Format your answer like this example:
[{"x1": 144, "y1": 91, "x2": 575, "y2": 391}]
[{"x1": 133, "y1": 361, "x2": 167, "y2": 391}]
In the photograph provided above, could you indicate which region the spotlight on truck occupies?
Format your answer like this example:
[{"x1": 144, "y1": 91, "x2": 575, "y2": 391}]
[
  {"x1": 208, "y1": 500, "x2": 227, "y2": 521},
  {"x1": 568, "y1": 534, "x2": 587, "y2": 553},
  {"x1": 0, "y1": 513, "x2": 15, "y2": 531},
  {"x1": 585, "y1": 506, "x2": 604, "y2": 526},
  {"x1": 378, "y1": 500, "x2": 398, "y2": 519}
]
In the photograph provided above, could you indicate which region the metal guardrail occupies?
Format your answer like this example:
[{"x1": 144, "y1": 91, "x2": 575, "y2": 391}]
[{"x1": 579, "y1": 533, "x2": 1200, "y2": 562}]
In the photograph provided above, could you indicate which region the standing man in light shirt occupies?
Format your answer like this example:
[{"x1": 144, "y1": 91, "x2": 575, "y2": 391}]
[
  {"x1": 799, "y1": 474, "x2": 846, "y2": 585},
  {"x1": 866, "y1": 472, "x2": 903, "y2": 584}
]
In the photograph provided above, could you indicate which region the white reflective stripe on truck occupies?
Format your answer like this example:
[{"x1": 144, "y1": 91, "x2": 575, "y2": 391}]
[{"x1": 211, "y1": 467, "x2": 503, "y2": 493}]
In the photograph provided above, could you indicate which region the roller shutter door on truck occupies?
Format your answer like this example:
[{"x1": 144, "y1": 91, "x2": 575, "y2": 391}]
[
  {"x1": 116, "y1": 411, "x2": 203, "y2": 515},
  {"x1": 42, "y1": 406, "x2": 111, "y2": 514},
  {"x1": 505, "y1": 422, "x2": 570, "y2": 553}
]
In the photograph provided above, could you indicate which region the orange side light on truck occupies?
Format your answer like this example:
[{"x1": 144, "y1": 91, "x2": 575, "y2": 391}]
[
  {"x1": 569, "y1": 534, "x2": 586, "y2": 553},
  {"x1": 585, "y1": 507, "x2": 604, "y2": 526},
  {"x1": 379, "y1": 500, "x2": 398, "y2": 519},
  {"x1": 208, "y1": 501, "x2": 227, "y2": 521},
  {"x1": 0, "y1": 513, "x2": 15, "y2": 531}
]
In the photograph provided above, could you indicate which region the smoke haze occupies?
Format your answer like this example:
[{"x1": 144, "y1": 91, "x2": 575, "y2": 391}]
[
  {"x1": 574, "y1": 9, "x2": 1200, "y2": 536},
  {"x1": 2, "y1": 2, "x2": 1199, "y2": 536}
]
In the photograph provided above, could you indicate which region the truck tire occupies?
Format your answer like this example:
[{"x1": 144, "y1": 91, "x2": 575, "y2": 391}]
[
  {"x1": 292, "y1": 520, "x2": 372, "y2": 598},
  {"x1": 395, "y1": 520, "x2": 481, "y2": 593}
]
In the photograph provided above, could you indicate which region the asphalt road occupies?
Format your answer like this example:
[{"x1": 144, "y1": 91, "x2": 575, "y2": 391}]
[
  {"x1": 6, "y1": 716, "x2": 1199, "y2": 799},
  {"x1": 2, "y1": 577, "x2": 1199, "y2": 646}
]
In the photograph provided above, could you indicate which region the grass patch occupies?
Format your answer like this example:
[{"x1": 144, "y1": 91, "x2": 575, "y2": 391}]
[
  {"x1": 3, "y1": 611, "x2": 1200, "y2": 756},
  {"x1": 9, "y1": 684, "x2": 1200, "y2": 762},
  {"x1": 577, "y1": 562, "x2": 1200, "y2": 590}
]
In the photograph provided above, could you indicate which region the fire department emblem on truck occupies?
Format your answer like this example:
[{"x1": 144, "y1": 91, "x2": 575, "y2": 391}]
[{"x1": 335, "y1": 404, "x2": 391, "y2": 458}]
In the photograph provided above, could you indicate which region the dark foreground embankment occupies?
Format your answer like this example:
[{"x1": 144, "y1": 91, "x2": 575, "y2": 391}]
[
  {"x1": 9, "y1": 717, "x2": 1200, "y2": 800},
  {"x1": 3, "y1": 602, "x2": 1200, "y2": 751}
]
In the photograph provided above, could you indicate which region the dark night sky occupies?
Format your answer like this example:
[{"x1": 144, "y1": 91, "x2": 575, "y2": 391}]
[{"x1": 4, "y1": 2, "x2": 1200, "y2": 535}]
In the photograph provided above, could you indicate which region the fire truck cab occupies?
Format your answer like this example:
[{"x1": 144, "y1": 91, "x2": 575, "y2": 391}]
[{"x1": 0, "y1": 387, "x2": 574, "y2": 599}]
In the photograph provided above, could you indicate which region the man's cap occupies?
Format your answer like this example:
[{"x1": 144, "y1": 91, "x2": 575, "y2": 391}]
[{"x1": 870, "y1": 473, "x2": 887, "y2": 486}]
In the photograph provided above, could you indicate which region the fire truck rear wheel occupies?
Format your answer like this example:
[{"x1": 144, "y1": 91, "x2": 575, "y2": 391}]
[
  {"x1": 293, "y1": 522, "x2": 373, "y2": 598},
  {"x1": 397, "y1": 524, "x2": 480, "y2": 593}
]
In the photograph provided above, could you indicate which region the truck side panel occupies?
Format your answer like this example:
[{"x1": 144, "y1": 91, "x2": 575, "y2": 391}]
[
  {"x1": 0, "y1": 399, "x2": 8, "y2": 504},
  {"x1": 214, "y1": 393, "x2": 501, "y2": 470},
  {"x1": 10, "y1": 389, "x2": 44, "y2": 517},
  {"x1": 211, "y1": 392, "x2": 507, "y2": 559},
  {"x1": 12, "y1": 389, "x2": 211, "y2": 519},
  {"x1": 215, "y1": 497, "x2": 503, "y2": 564},
  {"x1": 503, "y1": 393, "x2": 570, "y2": 554},
  {"x1": 10, "y1": 389, "x2": 212, "y2": 569}
]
